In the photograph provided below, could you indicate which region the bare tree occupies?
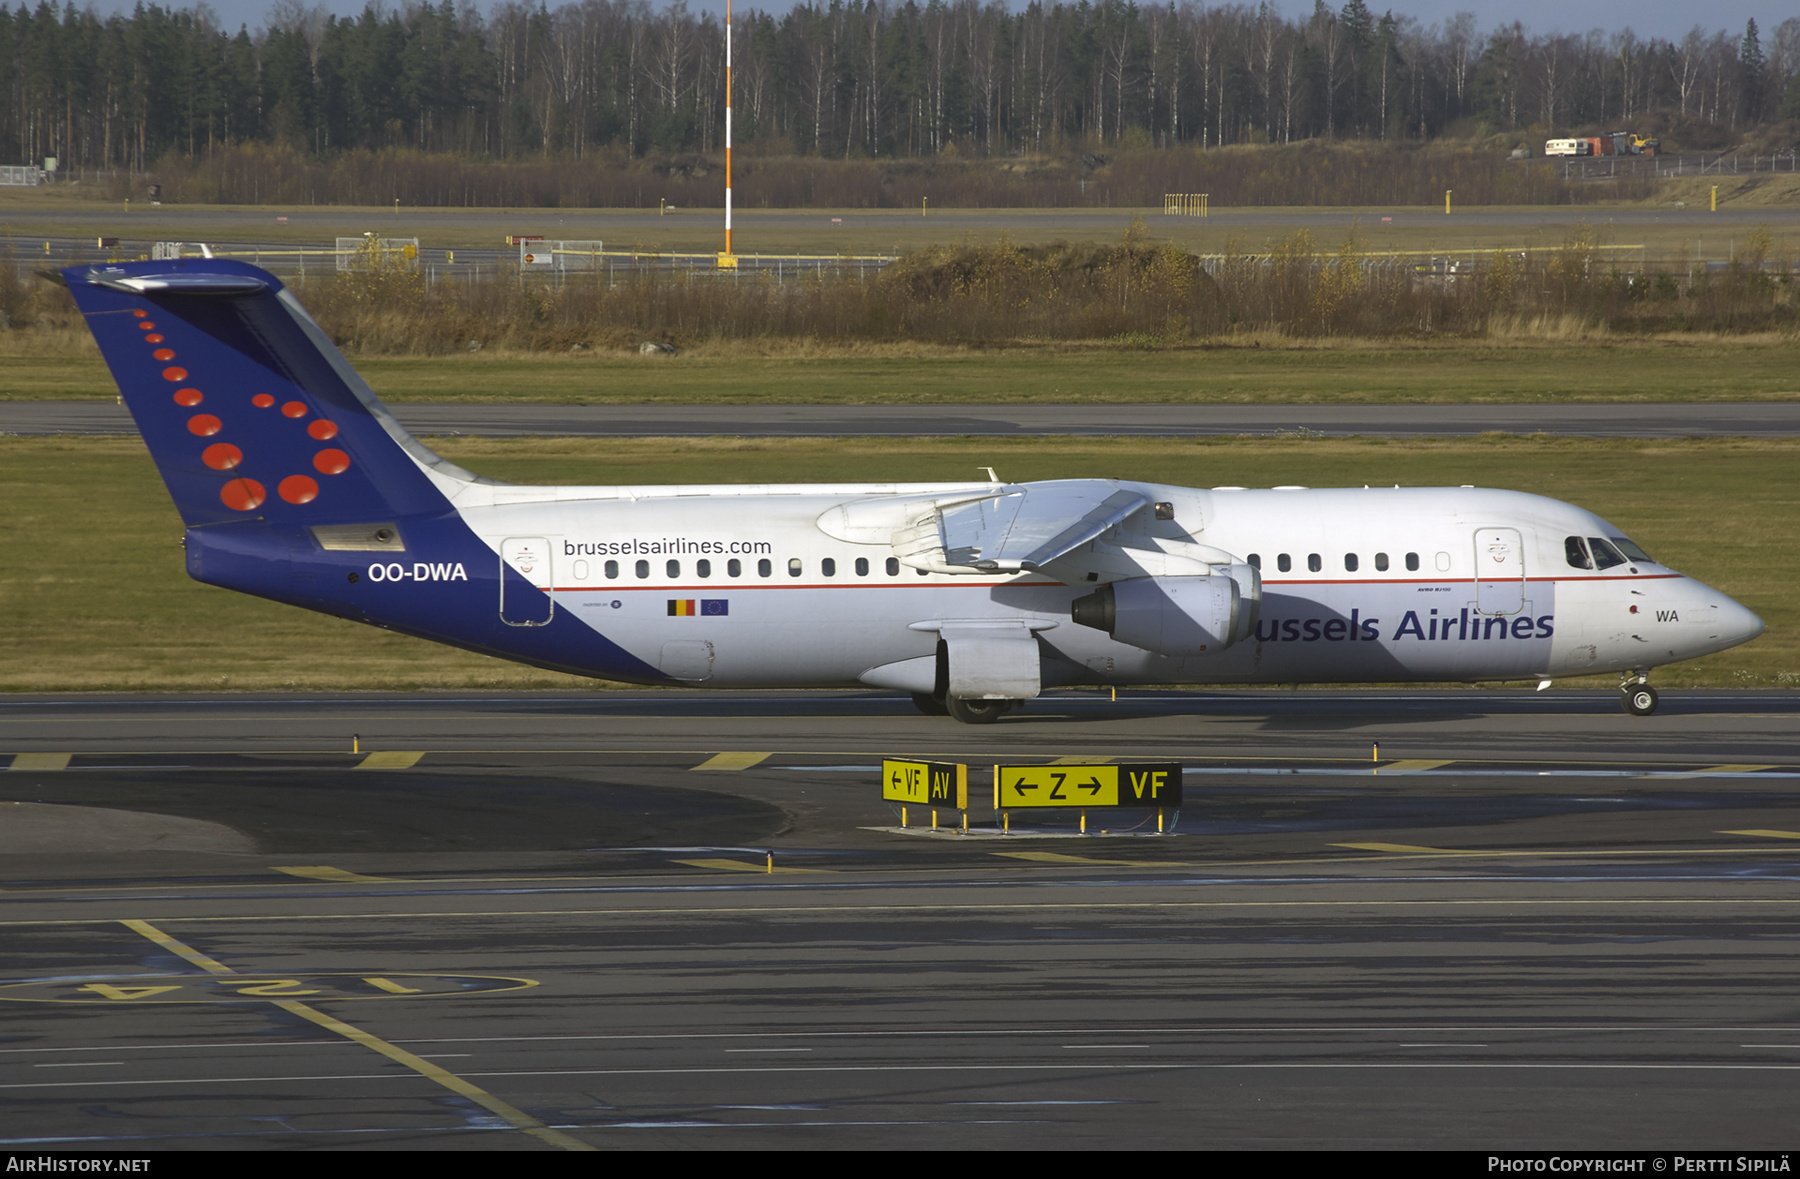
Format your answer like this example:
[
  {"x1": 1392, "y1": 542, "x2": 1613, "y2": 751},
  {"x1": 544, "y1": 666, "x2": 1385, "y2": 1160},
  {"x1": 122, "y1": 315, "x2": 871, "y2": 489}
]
[{"x1": 1444, "y1": 10, "x2": 1475, "y2": 119}]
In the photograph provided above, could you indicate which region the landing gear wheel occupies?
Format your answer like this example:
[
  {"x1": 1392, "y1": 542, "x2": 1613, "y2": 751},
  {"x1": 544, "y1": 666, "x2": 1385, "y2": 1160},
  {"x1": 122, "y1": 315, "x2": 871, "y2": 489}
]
[
  {"x1": 911, "y1": 692, "x2": 949, "y2": 716},
  {"x1": 1621, "y1": 684, "x2": 1659, "y2": 716},
  {"x1": 946, "y1": 696, "x2": 1010, "y2": 725}
]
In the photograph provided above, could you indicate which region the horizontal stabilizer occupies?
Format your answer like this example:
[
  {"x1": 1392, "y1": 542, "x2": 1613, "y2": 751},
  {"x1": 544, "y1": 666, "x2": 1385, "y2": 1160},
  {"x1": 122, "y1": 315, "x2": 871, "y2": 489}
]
[{"x1": 81, "y1": 269, "x2": 269, "y2": 296}]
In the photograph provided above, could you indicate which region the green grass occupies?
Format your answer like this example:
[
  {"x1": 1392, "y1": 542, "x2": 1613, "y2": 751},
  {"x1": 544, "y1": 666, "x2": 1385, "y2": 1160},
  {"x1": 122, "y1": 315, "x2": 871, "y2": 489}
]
[
  {"x1": 2, "y1": 434, "x2": 1791, "y2": 692},
  {"x1": 7, "y1": 339, "x2": 1800, "y2": 404}
]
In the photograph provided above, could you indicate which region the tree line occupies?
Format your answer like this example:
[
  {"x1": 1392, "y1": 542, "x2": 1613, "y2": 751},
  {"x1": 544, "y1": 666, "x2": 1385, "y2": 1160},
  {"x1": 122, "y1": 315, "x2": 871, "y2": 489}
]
[{"x1": 2, "y1": 0, "x2": 1797, "y2": 176}]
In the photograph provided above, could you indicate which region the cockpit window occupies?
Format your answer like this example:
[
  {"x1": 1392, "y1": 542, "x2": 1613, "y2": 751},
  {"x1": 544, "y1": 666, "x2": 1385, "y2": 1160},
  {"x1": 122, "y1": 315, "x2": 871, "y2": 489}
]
[
  {"x1": 1610, "y1": 536, "x2": 1653, "y2": 564},
  {"x1": 1564, "y1": 536, "x2": 1593, "y2": 570},
  {"x1": 1588, "y1": 537, "x2": 1628, "y2": 569}
]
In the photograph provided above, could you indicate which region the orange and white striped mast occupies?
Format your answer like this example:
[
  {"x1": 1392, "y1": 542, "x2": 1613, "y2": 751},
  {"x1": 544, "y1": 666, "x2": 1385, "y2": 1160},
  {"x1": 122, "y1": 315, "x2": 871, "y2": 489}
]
[{"x1": 720, "y1": 0, "x2": 736, "y2": 266}]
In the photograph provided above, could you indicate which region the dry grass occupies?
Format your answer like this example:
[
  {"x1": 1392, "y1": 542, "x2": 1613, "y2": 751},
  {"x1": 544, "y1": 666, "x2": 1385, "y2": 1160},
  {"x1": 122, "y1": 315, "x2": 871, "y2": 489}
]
[{"x1": 1651, "y1": 174, "x2": 1800, "y2": 210}]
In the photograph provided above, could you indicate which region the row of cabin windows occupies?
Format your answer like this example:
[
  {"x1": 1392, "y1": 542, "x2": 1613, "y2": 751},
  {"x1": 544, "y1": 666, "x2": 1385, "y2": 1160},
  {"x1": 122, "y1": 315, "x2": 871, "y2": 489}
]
[
  {"x1": 1247, "y1": 551, "x2": 1425, "y2": 574},
  {"x1": 597, "y1": 556, "x2": 910, "y2": 580}
]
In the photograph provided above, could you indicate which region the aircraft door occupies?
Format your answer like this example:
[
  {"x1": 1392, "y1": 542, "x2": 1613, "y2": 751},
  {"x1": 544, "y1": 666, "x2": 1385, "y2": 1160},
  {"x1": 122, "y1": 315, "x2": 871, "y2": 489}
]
[
  {"x1": 500, "y1": 537, "x2": 554, "y2": 626},
  {"x1": 1474, "y1": 527, "x2": 1524, "y2": 615}
]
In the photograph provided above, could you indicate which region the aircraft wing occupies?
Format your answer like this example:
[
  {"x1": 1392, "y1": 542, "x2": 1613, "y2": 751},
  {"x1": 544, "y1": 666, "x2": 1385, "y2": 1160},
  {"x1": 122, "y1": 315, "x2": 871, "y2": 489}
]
[{"x1": 891, "y1": 480, "x2": 1151, "y2": 573}]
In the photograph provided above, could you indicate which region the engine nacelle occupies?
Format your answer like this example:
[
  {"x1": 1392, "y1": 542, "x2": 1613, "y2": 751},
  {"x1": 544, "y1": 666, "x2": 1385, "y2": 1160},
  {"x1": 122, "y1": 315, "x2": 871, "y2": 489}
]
[{"x1": 1071, "y1": 573, "x2": 1255, "y2": 656}]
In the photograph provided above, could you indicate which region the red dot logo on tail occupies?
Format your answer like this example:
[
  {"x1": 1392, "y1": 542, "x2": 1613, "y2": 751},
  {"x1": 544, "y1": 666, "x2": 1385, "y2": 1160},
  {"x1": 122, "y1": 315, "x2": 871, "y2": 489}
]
[
  {"x1": 279, "y1": 475, "x2": 318, "y2": 504},
  {"x1": 220, "y1": 479, "x2": 265, "y2": 512},
  {"x1": 202, "y1": 443, "x2": 242, "y2": 471},
  {"x1": 173, "y1": 388, "x2": 203, "y2": 407},
  {"x1": 313, "y1": 449, "x2": 350, "y2": 475},
  {"x1": 187, "y1": 414, "x2": 221, "y2": 437}
]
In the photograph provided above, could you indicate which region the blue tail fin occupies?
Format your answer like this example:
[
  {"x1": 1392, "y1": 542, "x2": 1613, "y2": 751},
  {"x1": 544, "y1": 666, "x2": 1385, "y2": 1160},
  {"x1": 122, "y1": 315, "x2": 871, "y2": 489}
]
[{"x1": 63, "y1": 260, "x2": 459, "y2": 528}]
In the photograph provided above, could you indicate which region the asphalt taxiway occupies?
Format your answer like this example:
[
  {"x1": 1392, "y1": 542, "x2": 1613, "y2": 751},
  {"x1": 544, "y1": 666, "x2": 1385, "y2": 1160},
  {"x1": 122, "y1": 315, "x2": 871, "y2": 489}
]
[
  {"x1": 3, "y1": 690, "x2": 1799, "y2": 1150},
  {"x1": 8, "y1": 400, "x2": 1800, "y2": 439}
]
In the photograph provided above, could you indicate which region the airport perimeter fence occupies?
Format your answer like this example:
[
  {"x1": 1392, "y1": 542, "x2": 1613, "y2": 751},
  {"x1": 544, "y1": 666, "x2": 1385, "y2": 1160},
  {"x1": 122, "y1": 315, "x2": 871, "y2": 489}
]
[
  {"x1": 1557, "y1": 150, "x2": 1800, "y2": 181},
  {"x1": 12, "y1": 234, "x2": 899, "y2": 287}
]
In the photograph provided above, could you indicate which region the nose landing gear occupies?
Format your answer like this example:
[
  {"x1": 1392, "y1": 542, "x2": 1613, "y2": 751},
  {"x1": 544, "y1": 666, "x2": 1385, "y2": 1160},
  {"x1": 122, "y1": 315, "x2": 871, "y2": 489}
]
[{"x1": 1620, "y1": 673, "x2": 1659, "y2": 716}]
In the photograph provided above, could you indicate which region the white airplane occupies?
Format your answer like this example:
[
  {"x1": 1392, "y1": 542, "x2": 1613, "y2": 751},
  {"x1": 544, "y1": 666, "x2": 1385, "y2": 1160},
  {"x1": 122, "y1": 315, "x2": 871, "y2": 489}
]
[{"x1": 65, "y1": 260, "x2": 1764, "y2": 723}]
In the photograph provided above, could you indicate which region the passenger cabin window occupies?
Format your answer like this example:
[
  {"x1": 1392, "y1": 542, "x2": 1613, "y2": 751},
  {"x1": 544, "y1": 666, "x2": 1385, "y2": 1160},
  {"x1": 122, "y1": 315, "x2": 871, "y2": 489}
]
[
  {"x1": 666, "y1": 559, "x2": 680, "y2": 578},
  {"x1": 728, "y1": 558, "x2": 741, "y2": 577},
  {"x1": 855, "y1": 557, "x2": 869, "y2": 576},
  {"x1": 821, "y1": 558, "x2": 836, "y2": 577},
  {"x1": 1307, "y1": 553, "x2": 1322, "y2": 573},
  {"x1": 886, "y1": 557, "x2": 900, "y2": 576},
  {"x1": 757, "y1": 558, "x2": 772, "y2": 577},
  {"x1": 1405, "y1": 552, "x2": 1420, "y2": 571},
  {"x1": 1588, "y1": 538, "x2": 1628, "y2": 570},
  {"x1": 697, "y1": 559, "x2": 711, "y2": 578},
  {"x1": 1435, "y1": 552, "x2": 1452, "y2": 572},
  {"x1": 1277, "y1": 554, "x2": 1292, "y2": 573},
  {"x1": 1344, "y1": 553, "x2": 1359, "y2": 572},
  {"x1": 605, "y1": 560, "x2": 619, "y2": 579},
  {"x1": 1374, "y1": 552, "x2": 1389, "y2": 571},
  {"x1": 1247, "y1": 553, "x2": 1261, "y2": 569},
  {"x1": 788, "y1": 558, "x2": 803, "y2": 577},
  {"x1": 635, "y1": 560, "x2": 650, "y2": 579},
  {"x1": 1565, "y1": 536, "x2": 1593, "y2": 570}
]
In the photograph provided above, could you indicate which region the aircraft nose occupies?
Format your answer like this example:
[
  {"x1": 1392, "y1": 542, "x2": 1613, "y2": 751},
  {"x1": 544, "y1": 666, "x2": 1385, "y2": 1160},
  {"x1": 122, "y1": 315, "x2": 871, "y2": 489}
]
[{"x1": 1707, "y1": 590, "x2": 1764, "y2": 649}]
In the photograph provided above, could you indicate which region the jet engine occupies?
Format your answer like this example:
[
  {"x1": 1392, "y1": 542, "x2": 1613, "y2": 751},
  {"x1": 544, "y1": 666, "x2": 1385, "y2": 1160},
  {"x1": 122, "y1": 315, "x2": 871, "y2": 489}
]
[{"x1": 1070, "y1": 566, "x2": 1261, "y2": 656}]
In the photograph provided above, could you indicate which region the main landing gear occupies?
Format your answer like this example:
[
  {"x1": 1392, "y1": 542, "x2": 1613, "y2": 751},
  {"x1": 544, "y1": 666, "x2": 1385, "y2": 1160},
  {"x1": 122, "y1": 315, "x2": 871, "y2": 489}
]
[
  {"x1": 911, "y1": 692, "x2": 949, "y2": 716},
  {"x1": 911, "y1": 691, "x2": 1015, "y2": 724},
  {"x1": 1620, "y1": 673, "x2": 1659, "y2": 716},
  {"x1": 945, "y1": 697, "x2": 1011, "y2": 725}
]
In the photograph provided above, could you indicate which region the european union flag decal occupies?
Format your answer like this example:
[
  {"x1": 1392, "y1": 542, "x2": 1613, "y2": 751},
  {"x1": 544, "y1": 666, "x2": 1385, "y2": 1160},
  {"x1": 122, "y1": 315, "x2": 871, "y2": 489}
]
[{"x1": 701, "y1": 599, "x2": 729, "y2": 616}]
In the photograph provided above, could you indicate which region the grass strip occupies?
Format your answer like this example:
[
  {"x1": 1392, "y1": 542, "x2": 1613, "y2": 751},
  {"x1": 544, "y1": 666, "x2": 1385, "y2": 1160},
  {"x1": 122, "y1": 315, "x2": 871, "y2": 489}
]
[
  {"x1": 1, "y1": 434, "x2": 1791, "y2": 692},
  {"x1": 4, "y1": 340, "x2": 1799, "y2": 405}
]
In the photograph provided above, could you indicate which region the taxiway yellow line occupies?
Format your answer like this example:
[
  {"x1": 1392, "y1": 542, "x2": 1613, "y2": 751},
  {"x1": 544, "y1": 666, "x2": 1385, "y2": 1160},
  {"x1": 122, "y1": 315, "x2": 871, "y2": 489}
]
[
  {"x1": 674, "y1": 857, "x2": 831, "y2": 874},
  {"x1": 1722, "y1": 829, "x2": 1800, "y2": 840},
  {"x1": 994, "y1": 851, "x2": 1187, "y2": 868},
  {"x1": 357, "y1": 751, "x2": 424, "y2": 769},
  {"x1": 8, "y1": 753, "x2": 70, "y2": 771},
  {"x1": 116, "y1": 918, "x2": 592, "y2": 1152},
  {"x1": 690, "y1": 751, "x2": 771, "y2": 771},
  {"x1": 272, "y1": 866, "x2": 398, "y2": 884},
  {"x1": 1332, "y1": 842, "x2": 1463, "y2": 854},
  {"x1": 37, "y1": 896, "x2": 1799, "y2": 932}
]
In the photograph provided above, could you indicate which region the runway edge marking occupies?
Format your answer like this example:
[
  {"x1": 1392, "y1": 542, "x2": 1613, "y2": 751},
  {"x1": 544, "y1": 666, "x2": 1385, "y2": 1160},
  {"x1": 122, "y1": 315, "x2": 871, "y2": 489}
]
[{"x1": 117, "y1": 918, "x2": 593, "y2": 1152}]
